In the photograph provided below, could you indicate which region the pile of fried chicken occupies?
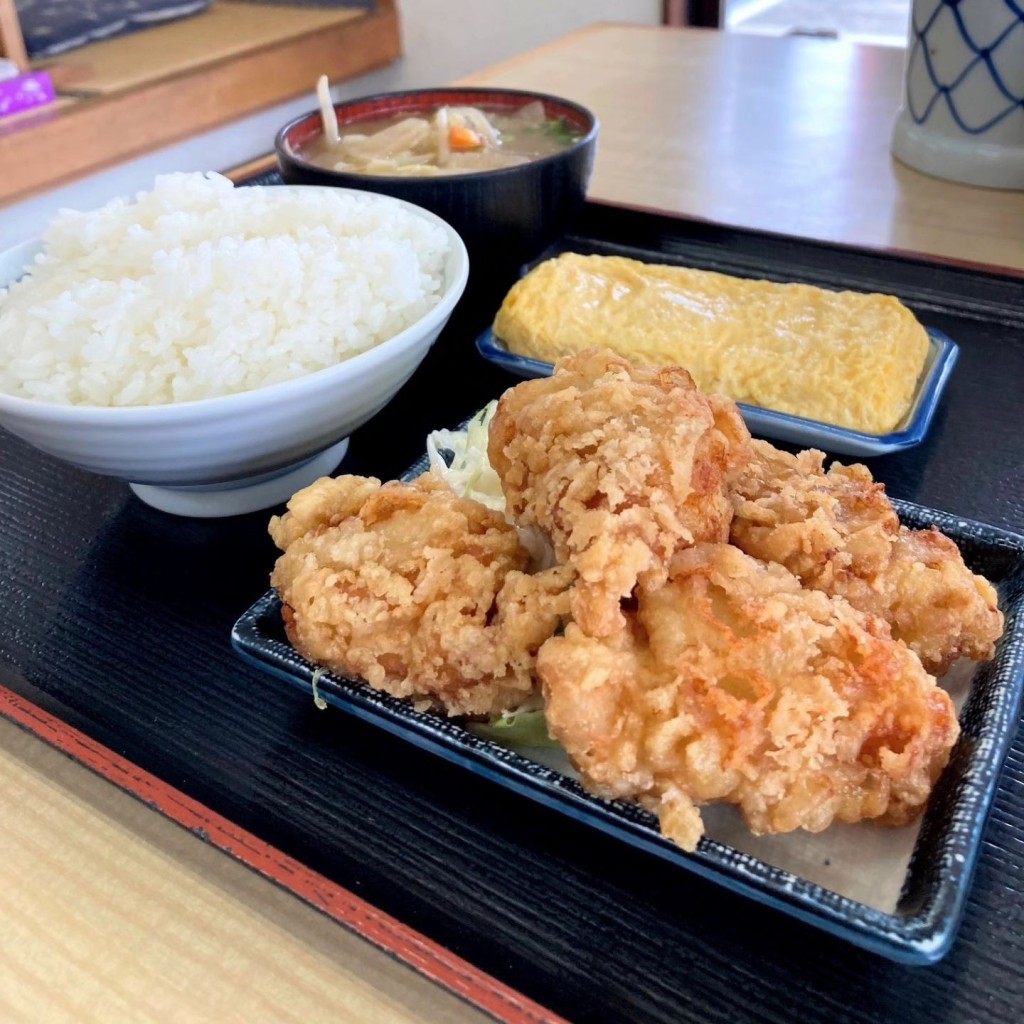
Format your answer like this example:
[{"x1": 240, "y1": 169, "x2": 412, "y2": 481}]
[{"x1": 269, "y1": 349, "x2": 1004, "y2": 852}]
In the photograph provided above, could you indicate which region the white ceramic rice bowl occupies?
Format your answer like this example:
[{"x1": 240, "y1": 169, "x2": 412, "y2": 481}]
[{"x1": 0, "y1": 188, "x2": 469, "y2": 517}]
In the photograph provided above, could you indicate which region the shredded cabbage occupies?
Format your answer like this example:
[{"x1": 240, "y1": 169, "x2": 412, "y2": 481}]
[
  {"x1": 426, "y1": 401, "x2": 555, "y2": 568},
  {"x1": 468, "y1": 707, "x2": 560, "y2": 749},
  {"x1": 426, "y1": 401, "x2": 506, "y2": 511},
  {"x1": 311, "y1": 667, "x2": 328, "y2": 710}
]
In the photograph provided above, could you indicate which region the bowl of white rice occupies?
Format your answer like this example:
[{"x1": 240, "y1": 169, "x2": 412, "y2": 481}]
[{"x1": 0, "y1": 173, "x2": 468, "y2": 517}]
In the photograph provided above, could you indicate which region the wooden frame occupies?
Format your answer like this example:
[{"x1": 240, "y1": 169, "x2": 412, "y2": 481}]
[
  {"x1": 0, "y1": 0, "x2": 28, "y2": 69},
  {"x1": 663, "y1": 0, "x2": 722, "y2": 27},
  {"x1": 0, "y1": 1, "x2": 400, "y2": 207}
]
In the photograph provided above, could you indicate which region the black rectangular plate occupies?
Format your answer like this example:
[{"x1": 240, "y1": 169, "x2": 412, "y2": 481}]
[{"x1": 233, "y1": 470, "x2": 1024, "y2": 965}]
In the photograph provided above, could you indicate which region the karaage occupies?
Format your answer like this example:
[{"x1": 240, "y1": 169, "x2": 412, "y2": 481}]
[
  {"x1": 270, "y1": 472, "x2": 571, "y2": 717},
  {"x1": 730, "y1": 440, "x2": 1003, "y2": 674},
  {"x1": 539, "y1": 543, "x2": 960, "y2": 851},
  {"x1": 488, "y1": 348, "x2": 751, "y2": 638}
]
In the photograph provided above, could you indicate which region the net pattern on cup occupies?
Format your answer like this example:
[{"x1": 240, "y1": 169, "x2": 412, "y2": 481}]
[{"x1": 907, "y1": 0, "x2": 1024, "y2": 133}]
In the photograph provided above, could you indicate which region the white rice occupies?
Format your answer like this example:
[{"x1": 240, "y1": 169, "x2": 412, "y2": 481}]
[{"x1": 0, "y1": 172, "x2": 451, "y2": 406}]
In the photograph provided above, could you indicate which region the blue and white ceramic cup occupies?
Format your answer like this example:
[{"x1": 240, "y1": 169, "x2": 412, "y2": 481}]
[{"x1": 891, "y1": 0, "x2": 1024, "y2": 189}]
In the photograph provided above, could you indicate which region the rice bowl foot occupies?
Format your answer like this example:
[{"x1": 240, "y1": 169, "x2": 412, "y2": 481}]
[{"x1": 129, "y1": 437, "x2": 350, "y2": 518}]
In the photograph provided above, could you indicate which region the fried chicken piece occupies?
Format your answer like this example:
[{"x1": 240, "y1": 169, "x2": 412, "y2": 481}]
[
  {"x1": 730, "y1": 440, "x2": 1003, "y2": 675},
  {"x1": 539, "y1": 544, "x2": 960, "y2": 852},
  {"x1": 488, "y1": 348, "x2": 751, "y2": 638},
  {"x1": 270, "y1": 472, "x2": 571, "y2": 718}
]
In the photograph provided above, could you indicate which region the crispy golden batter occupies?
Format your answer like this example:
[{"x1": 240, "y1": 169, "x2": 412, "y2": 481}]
[
  {"x1": 270, "y1": 472, "x2": 571, "y2": 717},
  {"x1": 488, "y1": 348, "x2": 751, "y2": 638},
  {"x1": 730, "y1": 440, "x2": 1003, "y2": 675},
  {"x1": 539, "y1": 544, "x2": 960, "y2": 852}
]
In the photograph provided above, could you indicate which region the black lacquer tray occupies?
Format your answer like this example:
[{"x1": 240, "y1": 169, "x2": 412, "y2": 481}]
[
  {"x1": 235, "y1": 481, "x2": 1024, "y2": 965},
  {"x1": 2, "y1": 173, "x2": 1024, "y2": 1024}
]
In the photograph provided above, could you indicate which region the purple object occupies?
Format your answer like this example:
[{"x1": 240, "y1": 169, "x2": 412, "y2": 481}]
[{"x1": 0, "y1": 71, "x2": 56, "y2": 120}]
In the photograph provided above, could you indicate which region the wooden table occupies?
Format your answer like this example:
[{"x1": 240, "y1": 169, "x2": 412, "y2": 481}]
[
  {"x1": 456, "y1": 24, "x2": 1024, "y2": 274},
  {"x1": 2, "y1": 24, "x2": 1022, "y2": 1024}
]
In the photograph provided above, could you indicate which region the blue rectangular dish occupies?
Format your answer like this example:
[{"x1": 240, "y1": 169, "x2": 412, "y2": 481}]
[
  {"x1": 233, "y1": 473, "x2": 1024, "y2": 967},
  {"x1": 476, "y1": 327, "x2": 959, "y2": 458}
]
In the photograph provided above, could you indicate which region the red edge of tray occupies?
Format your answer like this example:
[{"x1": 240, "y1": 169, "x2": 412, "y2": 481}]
[{"x1": 0, "y1": 681, "x2": 568, "y2": 1024}]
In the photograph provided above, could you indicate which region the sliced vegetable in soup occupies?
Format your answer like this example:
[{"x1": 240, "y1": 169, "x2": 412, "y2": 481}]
[{"x1": 303, "y1": 78, "x2": 584, "y2": 176}]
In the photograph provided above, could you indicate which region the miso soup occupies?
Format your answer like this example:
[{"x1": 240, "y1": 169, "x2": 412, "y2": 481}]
[{"x1": 302, "y1": 82, "x2": 584, "y2": 177}]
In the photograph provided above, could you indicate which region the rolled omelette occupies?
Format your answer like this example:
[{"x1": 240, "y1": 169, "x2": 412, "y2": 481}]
[{"x1": 493, "y1": 253, "x2": 931, "y2": 434}]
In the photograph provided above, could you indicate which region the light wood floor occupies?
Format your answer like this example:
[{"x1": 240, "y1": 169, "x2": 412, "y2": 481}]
[{"x1": 0, "y1": 716, "x2": 489, "y2": 1024}]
